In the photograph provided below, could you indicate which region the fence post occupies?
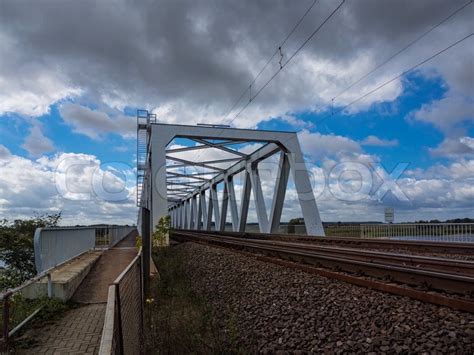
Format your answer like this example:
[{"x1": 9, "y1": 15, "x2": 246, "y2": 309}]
[
  {"x1": 47, "y1": 273, "x2": 53, "y2": 298},
  {"x1": 3, "y1": 296, "x2": 9, "y2": 344},
  {"x1": 139, "y1": 253, "x2": 144, "y2": 331},
  {"x1": 141, "y1": 207, "x2": 151, "y2": 294},
  {"x1": 114, "y1": 284, "x2": 124, "y2": 355}
]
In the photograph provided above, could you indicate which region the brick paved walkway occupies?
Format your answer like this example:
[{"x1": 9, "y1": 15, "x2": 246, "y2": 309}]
[
  {"x1": 22, "y1": 304, "x2": 105, "y2": 355},
  {"x1": 20, "y1": 232, "x2": 137, "y2": 354},
  {"x1": 73, "y1": 232, "x2": 138, "y2": 303}
]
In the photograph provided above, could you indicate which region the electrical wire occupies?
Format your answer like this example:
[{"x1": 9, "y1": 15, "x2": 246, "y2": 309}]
[
  {"x1": 222, "y1": 0, "x2": 319, "y2": 121},
  {"x1": 227, "y1": 0, "x2": 346, "y2": 125},
  {"x1": 331, "y1": 0, "x2": 473, "y2": 102},
  {"x1": 191, "y1": 0, "x2": 322, "y2": 168},
  {"x1": 317, "y1": 32, "x2": 474, "y2": 124}
]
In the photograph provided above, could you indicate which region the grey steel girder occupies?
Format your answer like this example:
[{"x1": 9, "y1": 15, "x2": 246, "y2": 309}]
[{"x1": 139, "y1": 121, "x2": 325, "y2": 238}]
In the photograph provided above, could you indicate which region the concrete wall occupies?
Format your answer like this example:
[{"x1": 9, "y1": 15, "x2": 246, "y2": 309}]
[{"x1": 34, "y1": 226, "x2": 134, "y2": 273}]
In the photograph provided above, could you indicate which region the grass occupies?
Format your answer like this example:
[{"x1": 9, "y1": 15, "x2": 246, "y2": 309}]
[{"x1": 145, "y1": 246, "x2": 237, "y2": 354}]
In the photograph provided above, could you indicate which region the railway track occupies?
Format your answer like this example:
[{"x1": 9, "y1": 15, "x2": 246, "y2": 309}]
[
  {"x1": 176, "y1": 229, "x2": 474, "y2": 255},
  {"x1": 171, "y1": 230, "x2": 474, "y2": 312}
]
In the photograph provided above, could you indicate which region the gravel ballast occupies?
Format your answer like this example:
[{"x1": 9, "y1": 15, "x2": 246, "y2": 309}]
[{"x1": 179, "y1": 242, "x2": 474, "y2": 353}]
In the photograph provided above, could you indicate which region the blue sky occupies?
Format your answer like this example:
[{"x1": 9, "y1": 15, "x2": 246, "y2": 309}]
[
  {"x1": 0, "y1": 71, "x2": 451, "y2": 171},
  {"x1": 0, "y1": 0, "x2": 472, "y2": 225},
  {"x1": 259, "y1": 71, "x2": 448, "y2": 169}
]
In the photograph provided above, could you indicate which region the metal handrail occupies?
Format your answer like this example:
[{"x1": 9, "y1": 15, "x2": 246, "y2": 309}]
[
  {"x1": 360, "y1": 222, "x2": 474, "y2": 226},
  {"x1": 0, "y1": 250, "x2": 89, "y2": 344},
  {"x1": 360, "y1": 223, "x2": 474, "y2": 242},
  {"x1": 99, "y1": 247, "x2": 143, "y2": 355},
  {"x1": 113, "y1": 248, "x2": 142, "y2": 285},
  {"x1": 36, "y1": 225, "x2": 133, "y2": 232}
]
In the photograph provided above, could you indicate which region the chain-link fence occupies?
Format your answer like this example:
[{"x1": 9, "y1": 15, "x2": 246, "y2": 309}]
[{"x1": 100, "y1": 249, "x2": 144, "y2": 355}]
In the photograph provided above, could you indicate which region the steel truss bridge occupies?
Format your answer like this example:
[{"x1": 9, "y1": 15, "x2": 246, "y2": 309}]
[{"x1": 136, "y1": 109, "x2": 324, "y2": 277}]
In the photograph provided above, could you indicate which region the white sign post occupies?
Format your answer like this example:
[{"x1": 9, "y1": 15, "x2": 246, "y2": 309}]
[{"x1": 385, "y1": 207, "x2": 394, "y2": 224}]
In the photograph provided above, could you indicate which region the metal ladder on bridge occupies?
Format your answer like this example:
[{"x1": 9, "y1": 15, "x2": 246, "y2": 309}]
[{"x1": 136, "y1": 110, "x2": 156, "y2": 207}]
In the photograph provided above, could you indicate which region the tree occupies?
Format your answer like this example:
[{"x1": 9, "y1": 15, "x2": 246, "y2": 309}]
[
  {"x1": 0, "y1": 213, "x2": 61, "y2": 291},
  {"x1": 152, "y1": 215, "x2": 171, "y2": 247},
  {"x1": 288, "y1": 217, "x2": 304, "y2": 234}
]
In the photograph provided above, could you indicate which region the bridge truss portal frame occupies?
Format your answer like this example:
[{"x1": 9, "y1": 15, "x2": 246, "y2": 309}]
[{"x1": 138, "y1": 111, "x2": 325, "y2": 239}]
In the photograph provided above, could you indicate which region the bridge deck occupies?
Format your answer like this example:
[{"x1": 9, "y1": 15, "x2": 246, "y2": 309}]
[
  {"x1": 20, "y1": 231, "x2": 137, "y2": 354},
  {"x1": 73, "y1": 233, "x2": 138, "y2": 303}
]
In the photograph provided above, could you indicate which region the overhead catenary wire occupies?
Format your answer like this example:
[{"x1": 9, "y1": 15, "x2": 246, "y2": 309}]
[
  {"x1": 188, "y1": 0, "x2": 345, "y2": 186},
  {"x1": 167, "y1": 4, "x2": 471, "y2": 207},
  {"x1": 190, "y1": 0, "x2": 323, "y2": 170},
  {"x1": 227, "y1": 0, "x2": 346, "y2": 125},
  {"x1": 317, "y1": 32, "x2": 474, "y2": 124},
  {"x1": 223, "y1": 0, "x2": 319, "y2": 121},
  {"x1": 331, "y1": 0, "x2": 473, "y2": 102}
]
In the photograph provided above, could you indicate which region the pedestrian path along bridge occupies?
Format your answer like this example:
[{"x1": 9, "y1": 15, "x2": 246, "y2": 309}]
[{"x1": 1, "y1": 229, "x2": 143, "y2": 354}]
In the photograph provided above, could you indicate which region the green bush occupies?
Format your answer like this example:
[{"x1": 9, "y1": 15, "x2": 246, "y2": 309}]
[{"x1": 152, "y1": 215, "x2": 171, "y2": 247}]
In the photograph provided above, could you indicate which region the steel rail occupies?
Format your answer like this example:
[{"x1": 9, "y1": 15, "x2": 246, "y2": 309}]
[
  {"x1": 178, "y1": 231, "x2": 474, "y2": 277},
  {"x1": 178, "y1": 229, "x2": 474, "y2": 255},
  {"x1": 171, "y1": 231, "x2": 474, "y2": 297}
]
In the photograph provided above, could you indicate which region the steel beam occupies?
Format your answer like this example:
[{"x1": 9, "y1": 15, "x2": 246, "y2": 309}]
[
  {"x1": 191, "y1": 138, "x2": 249, "y2": 157},
  {"x1": 206, "y1": 190, "x2": 213, "y2": 230},
  {"x1": 248, "y1": 163, "x2": 269, "y2": 233},
  {"x1": 166, "y1": 156, "x2": 225, "y2": 172},
  {"x1": 226, "y1": 176, "x2": 239, "y2": 232},
  {"x1": 238, "y1": 171, "x2": 251, "y2": 232},
  {"x1": 146, "y1": 121, "x2": 325, "y2": 238},
  {"x1": 286, "y1": 137, "x2": 325, "y2": 236},
  {"x1": 269, "y1": 152, "x2": 290, "y2": 233},
  {"x1": 191, "y1": 195, "x2": 197, "y2": 229},
  {"x1": 181, "y1": 143, "x2": 280, "y2": 198},
  {"x1": 219, "y1": 182, "x2": 229, "y2": 232},
  {"x1": 166, "y1": 139, "x2": 248, "y2": 154},
  {"x1": 210, "y1": 184, "x2": 220, "y2": 231},
  {"x1": 196, "y1": 191, "x2": 202, "y2": 230}
]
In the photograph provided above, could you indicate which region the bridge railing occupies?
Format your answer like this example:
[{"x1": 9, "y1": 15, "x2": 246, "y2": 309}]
[
  {"x1": 99, "y1": 248, "x2": 144, "y2": 355},
  {"x1": 283, "y1": 224, "x2": 361, "y2": 237},
  {"x1": 0, "y1": 255, "x2": 71, "y2": 347},
  {"x1": 34, "y1": 226, "x2": 135, "y2": 273},
  {"x1": 278, "y1": 223, "x2": 474, "y2": 242},
  {"x1": 360, "y1": 223, "x2": 474, "y2": 242}
]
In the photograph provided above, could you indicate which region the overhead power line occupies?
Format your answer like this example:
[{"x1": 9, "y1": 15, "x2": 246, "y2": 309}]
[
  {"x1": 227, "y1": 0, "x2": 346, "y2": 125},
  {"x1": 191, "y1": 0, "x2": 324, "y2": 166},
  {"x1": 331, "y1": 0, "x2": 473, "y2": 102},
  {"x1": 317, "y1": 32, "x2": 474, "y2": 124},
  {"x1": 223, "y1": 0, "x2": 319, "y2": 121}
]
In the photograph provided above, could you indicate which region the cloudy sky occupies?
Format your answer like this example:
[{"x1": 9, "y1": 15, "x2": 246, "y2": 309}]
[{"x1": 0, "y1": 0, "x2": 473, "y2": 225}]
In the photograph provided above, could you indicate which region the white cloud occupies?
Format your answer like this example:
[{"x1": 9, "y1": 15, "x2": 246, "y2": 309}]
[
  {"x1": 0, "y1": 151, "x2": 137, "y2": 225},
  {"x1": 0, "y1": 140, "x2": 472, "y2": 224},
  {"x1": 0, "y1": 32, "x2": 81, "y2": 117},
  {"x1": 310, "y1": 157, "x2": 474, "y2": 222},
  {"x1": 21, "y1": 121, "x2": 54, "y2": 157},
  {"x1": 0, "y1": 144, "x2": 11, "y2": 160},
  {"x1": 0, "y1": 0, "x2": 471, "y2": 129},
  {"x1": 0, "y1": 0, "x2": 472, "y2": 224},
  {"x1": 298, "y1": 130, "x2": 362, "y2": 162},
  {"x1": 412, "y1": 95, "x2": 473, "y2": 135},
  {"x1": 361, "y1": 135, "x2": 399, "y2": 147},
  {"x1": 429, "y1": 136, "x2": 474, "y2": 158},
  {"x1": 59, "y1": 103, "x2": 136, "y2": 139}
]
